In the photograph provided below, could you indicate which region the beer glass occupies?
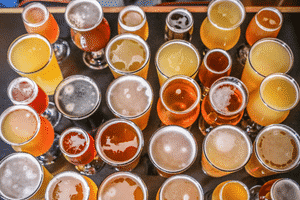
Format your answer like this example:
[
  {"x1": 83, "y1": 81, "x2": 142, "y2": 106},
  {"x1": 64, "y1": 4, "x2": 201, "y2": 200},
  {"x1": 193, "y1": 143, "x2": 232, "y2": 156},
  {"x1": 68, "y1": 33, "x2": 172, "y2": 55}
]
[
  {"x1": 156, "y1": 175, "x2": 204, "y2": 200},
  {"x1": 118, "y1": 5, "x2": 149, "y2": 41},
  {"x1": 148, "y1": 126, "x2": 198, "y2": 178},
  {"x1": 198, "y1": 49, "x2": 232, "y2": 96},
  {"x1": 200, "y1": 0, "x2": 246, "y2": 50},
  {"x1": 59, "y1": 127, "x2": 104, "y2": 175},
  {"x1": 45, "y1": 171, "x2": 98, "y2": 200},
  {"x1": 240, "y1": 38, "x2": 293, "y2": 94},
  {"x1": 22, "y1": 2, "x2": 70, "y2": 62},
  {"x1": 98, "y1": 172, "x2": 148, "y2": 200},
  {"x1": 65, "y1": 0, "x2": 111, "y2": 70},
  {"x1": 95, "y1": 118, "x2": 144, "y2": 171},
  {"x1": 155, "y1": 40, "x2": 200, "y2": 86},
  {"x1": 7, "y1": 33, "x2": 63, "y2": 95},
  {"x1": 54, "y1": 75, "x2": 101, "y2": 121},
  {"x1": 0, "y1": 152, "x2": 53, "y2": 200},
  {"x1": 198, "y1": 76, "x2": 248, "y2": 136},
  {"x1": 106, "y1": 75, "x2": 153, "y2": 130},
  {"x1": 165, "y1": 8, "x2": 194, "y2": 41},
  {"x1": 105, "y1": 33, "x2": 150, "y2": 79},
  {"x1": 7, "y1": 77, "x2": 61, "y2": 128},
  {"x1": 245, "y1": 124, "x2": 300, "y2": 178},
  {"x1": 157, "y1": 75, "x2": 201, "y2": 128},
  {"x1": 246, "y1": 73, "x2": 300, "y2": 127},
  {"x1": 212, "y1": 180, "x2": 250, "y2": 200},
  {"x1": 201, "y1": 125, "x2": 252, "y2": 177}
]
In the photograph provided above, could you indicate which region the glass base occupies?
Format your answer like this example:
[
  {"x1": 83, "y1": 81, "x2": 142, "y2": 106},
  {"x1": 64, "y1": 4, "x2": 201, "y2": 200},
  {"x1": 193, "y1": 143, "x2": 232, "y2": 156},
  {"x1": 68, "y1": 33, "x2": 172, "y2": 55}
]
[
  {"x1": 42, "y1": 102, "x2": 61, "y2": 128},
  {"x1": 37, "y1": 133, "x2": 61, "y2": 165},
  {"x1": 75, "y1": 155, "x2": 105, "y2": 175},
  {"x1": 239, "y1": 110, "x2": 264, "y2": 140},
  {"x1": 237, "y1": 43, "x2": 250, "y2": 65},
  {"x1": 52, "y1": 39, "x2": 70, "y2": 63},
  {"x1": 250, "y1": 185, "x2": 262, "y2": 200},
  {"x1": 198, "y1": 115, "x2": 214, "y2": 136},
  {"x1": 83, "y1": 49, "x2": 108, "y2": 70}
]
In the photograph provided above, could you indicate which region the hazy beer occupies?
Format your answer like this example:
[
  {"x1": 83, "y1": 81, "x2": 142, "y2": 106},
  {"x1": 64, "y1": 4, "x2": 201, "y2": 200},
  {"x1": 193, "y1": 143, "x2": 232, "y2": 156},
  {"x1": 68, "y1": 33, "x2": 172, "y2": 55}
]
[{"x1": 212, "y1": 180, "x2": 250, "y2": 200}]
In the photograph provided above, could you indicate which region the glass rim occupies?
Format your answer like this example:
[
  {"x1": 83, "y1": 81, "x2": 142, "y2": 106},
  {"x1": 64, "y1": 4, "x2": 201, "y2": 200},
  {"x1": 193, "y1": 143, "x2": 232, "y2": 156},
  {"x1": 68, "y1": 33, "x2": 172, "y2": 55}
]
[
  {"x1": 0, "y1": 105, "x2": 41, "y2": 147},
  {"x1": 203, "y1": 124, "x2": 253, "y2": 173},
  {"x1": 254, "y1": 124, "x2": 300, "y2": 173},
  {"x1": 219, "y1": 180, "x2": 250, "y2": 200},
  {"x1": 248, "y1": 38, "x2": 294, "y2": 79},
  {"x1": 270, "y1": 178, "x2": 300, "y2": 199},
  {"x1": 155, "y1": 39, "x2": 200, "y2": 80},
  {"x1": 95, "y1": 118, "x2": 144, "y2": 166},
  {"x1": 148, "y1": 125, "x2": 198, "y2": 174},
  {"x1": 98, "y1": 172, "x2": 148, "y2": 200},
  {"x1": 207, "y1": 0, "x2": 246, "y2": 31},
  {"x1": 7, "y1": 33, "x2": 54, "y2": 75},
  {"x1": 159, "y1": 174, "x2": 204, "y2": 200},
  {"x1": 44, "y1": 171, "x2": 90, "y2": 200},
  {"x1": 7, "y1": 77, "x2": 39, "y2": 106},
  {"x1": 203, "y1": 49, "x2": 232, "y2": 74},
  {"x1": 0, "y1": 152, "x2": 44, "y2": 200},
  {"x1": 209, "y1": 76, "x2": 249, "y2": 116},
  {"x1": 106, "y1": 74, "x2": 153, "y2": 119},
  {"x1": 59, "y1": 127, "x2": 91, "y2": 158},
  {"x1": 22, "y1": 2, "x2": 50, "y2": 28},
  {"x1": 54, "y1": 75, "x2": 101, "y2": 120},
  {"x1": 166, "y1": 8, "x2": 194, "y2": 33},
  {"x1": 65, "y1": 0, "x2": 103, "y2": 32},
  {"x1": 159, "y1": 75, "x2": 201, "y2": 115},
  {"x1": 255, "y1": 7, "x2": 283, "y2": 32},
  {"x1": 105, "y1": 33, "x2": 150, "y2": 75},
  {"x1": 118, "y1": 5, "x2": 147, "y2": 32},
  {"x1": 259, "y1": 73, "x2": 300, "y2": 112}
]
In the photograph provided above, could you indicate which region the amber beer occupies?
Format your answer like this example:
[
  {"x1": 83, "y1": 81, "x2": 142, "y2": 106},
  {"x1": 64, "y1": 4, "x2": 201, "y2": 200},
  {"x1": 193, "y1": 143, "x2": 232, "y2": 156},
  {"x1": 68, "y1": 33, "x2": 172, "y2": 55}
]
[
  {"x1": 157, "y1": 75, "x2": 201, "y2": 128},
  {"x1": 118, "y1": 5, "x2": 149, "y2": 41},
  {"x1": 98, "y1": 172, "x2": 147, "y2": 200},
  {"x1": 246, "y1": 7, "x2": 283, "y2": 46},
  {"x1": 199, "y1": 76, "x2": 248, "y2": 135},
  {"x1": 245, "y1": 124, "x2": 300, "y2": 178},
  {"x1": 202, "y1": 125, "x2": 252, "y2": 177},
  {"x1": 148, "y1": 126, "x2": 198, "y2": 178},
  {"x1": 95, "y1": 118, "x2": 144, "y2": 171},
  {"x1": 212, "y1": 180, "x2": 250, "y2": 200}
]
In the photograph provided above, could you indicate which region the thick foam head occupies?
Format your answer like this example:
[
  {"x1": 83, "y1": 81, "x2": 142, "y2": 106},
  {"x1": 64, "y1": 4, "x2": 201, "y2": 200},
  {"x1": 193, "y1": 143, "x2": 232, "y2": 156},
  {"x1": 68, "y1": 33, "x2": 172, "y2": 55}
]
[
  {"x1": 271, "y1": 179, "x2": 300, "y2": 200},
  {"x1": 118, "y1": 5, "x2": 146, "y2": 32},
  {"x1": 22, "y1": 2, "x2": 49, "y2": 27}
]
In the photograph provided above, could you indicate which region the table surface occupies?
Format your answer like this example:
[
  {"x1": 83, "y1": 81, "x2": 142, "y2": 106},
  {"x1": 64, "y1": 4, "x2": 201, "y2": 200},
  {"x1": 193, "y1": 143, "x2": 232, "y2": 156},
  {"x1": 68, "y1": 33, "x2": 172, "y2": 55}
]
[{"x1": 1, "y1": 6, "x2": 300, "y2": 200}]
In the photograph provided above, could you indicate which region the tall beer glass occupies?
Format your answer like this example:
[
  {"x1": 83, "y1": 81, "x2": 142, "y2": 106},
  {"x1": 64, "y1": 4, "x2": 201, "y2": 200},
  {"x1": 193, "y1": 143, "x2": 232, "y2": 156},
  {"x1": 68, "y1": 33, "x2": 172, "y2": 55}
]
[
  {"x1": 7, "y1": 34, "x2": 63, "y2": 95},
  {"x1": 118, "y1": 5, "x2": 149, "y2": 41},
  {"x1": 0, "y1": 152, "x2": 53, "y2": 200},
  {"x1": 212, "y1": 180, "x2": 250, "y2": 200},
  {"x1": 105, "y1": 33, "x2": 150, "y2": 79},
  {"x1": 155, "y1": 40, "x2": 200, "y2": 86},
  {"x1": 200, "y1": 0, "x2": 245, "y2": 50},
  {"x1": 199, "y1": 76, "x2": 248, "y2": 135},
  {"x1": 245, "y1": 124, "x2": 300, "y2": 178},
  {"x1": 246, "y1": 73, "x2": 299, "y2": 126},
  {"x1": 65, "y1": 0, "x2": 111, "y2": 70},
  {"x1": 157, "y1": 75, "x2": 201, "y2": 128},
  {"x1": 240, "y1": 38, "x2": 293, "y2": 93}
]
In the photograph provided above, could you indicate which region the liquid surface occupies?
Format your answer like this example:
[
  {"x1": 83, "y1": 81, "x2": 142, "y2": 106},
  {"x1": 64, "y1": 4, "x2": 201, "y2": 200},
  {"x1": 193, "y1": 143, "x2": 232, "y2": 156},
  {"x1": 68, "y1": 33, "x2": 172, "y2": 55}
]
[
  {"x1": 100, "y1": 176, "x2": 144, "y2": 200},
  {"x1": 162, "y1": 178, "x2": 200, "y2": 200},
  {"x1": 0, "y1": 155, "x2": 41, "y2": 199},
  {"x1": 62, "y1": 131, "x2": 87, "y2": 155},
  {"x1": 11, "y1": 81, "x2": 34, "y2": 102},
  {"x1": 109, "y1": 38, "x2": 146, "y2": 72},
  {"x1": 272, "y1": 179, "x2": 300, "y2": 200},
  {"x1": 169, "y1": 12, "x2": 190, "y2": 29},
  {"x1": 206, "y1": 51, "x2": 229, "y2": 72},
  {"x1": 122, "y1": 10, "x2": 143, "y2": 27},
  {"x1": 257, "y1": 128, "x2": 299, "y2": 170},
  {"x1": 257, "y1": 9, "x2": 281, "y2": 29},
  {"x1": 221, "y1": 182, "x2": 249, "y2": 200},
  {"x1": 25, "y1": 7, "x2": 45, "y2": 24}
]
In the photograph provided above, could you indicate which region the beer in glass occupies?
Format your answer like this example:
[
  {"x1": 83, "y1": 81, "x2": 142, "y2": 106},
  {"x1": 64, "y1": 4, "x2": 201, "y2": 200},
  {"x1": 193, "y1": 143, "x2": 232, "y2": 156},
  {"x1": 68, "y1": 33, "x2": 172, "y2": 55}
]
[
  {"x1": 7, "y1": 34, "x2": 63, "y2": 95},
  {"x1": 165, "y1": 8, "x2": 194, "y2": 41},
  {"x1": 212, "y1": 180, "x2": 250, "y2": 200},
  {"x1": 106, "y1": 75, "x2": 153, "y2": 130},
  {"x1": 118, "y1": 5, "x2": 149, "y2": 41},
  {"x1": 105, "y1": 33, "x2": 150, "y2": 79},
  {"x1": 245, "y1": 124, "x2": 300, "y2": 178},
  {"x1": 155, "y1": 40, "x2": 200, "y2": 85},
  {"x1": 241, "y1": 38, "x2": 293, "y2": 93},
  {"x1": 95, "y1": 118, "x2": 144, "y2": 171},
  {"x1": 98, "y1": 172, "x2": 147, "y2": 200},
  {"x1": 200, "y1": 0, "x2": 246, "y2": 50},
  {"x1": 148, "y1": 126, "x2": 198, "y2": 178},
  {"x1": 199, "y1": 76, "x2": 248, "y2": 135},
  {"x1": 0, "y1": 152, "x2": 53, "y2": 200},
  {"x1": 202, "y1": 125, "x2": 252, "y2": 177}
]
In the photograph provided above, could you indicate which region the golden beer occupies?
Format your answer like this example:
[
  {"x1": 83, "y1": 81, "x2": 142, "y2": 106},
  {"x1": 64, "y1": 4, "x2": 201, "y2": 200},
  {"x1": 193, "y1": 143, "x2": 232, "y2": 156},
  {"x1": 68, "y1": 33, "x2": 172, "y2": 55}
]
[{"x1": 212, "y1": 180, "x2": 250, "y2": 200}]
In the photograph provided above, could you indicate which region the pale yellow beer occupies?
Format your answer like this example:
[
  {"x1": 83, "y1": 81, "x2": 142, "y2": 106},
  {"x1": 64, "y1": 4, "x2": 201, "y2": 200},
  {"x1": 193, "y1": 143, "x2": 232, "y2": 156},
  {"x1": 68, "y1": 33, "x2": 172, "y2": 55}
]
[{"x1": 212, "y1": 180, "x2": 250, "y2": 200}]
